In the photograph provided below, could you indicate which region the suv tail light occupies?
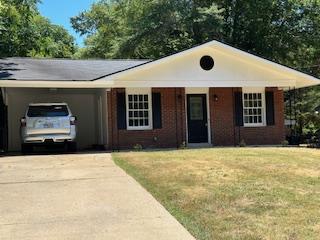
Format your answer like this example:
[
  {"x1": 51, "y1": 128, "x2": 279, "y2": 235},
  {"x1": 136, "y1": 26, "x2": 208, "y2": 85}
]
[
  {"x1": 70, "y1": 116, "x2": 77, "y2": 125},
  {"x1": 20, "y1": 117, "x2": 26, "y2": 127}
]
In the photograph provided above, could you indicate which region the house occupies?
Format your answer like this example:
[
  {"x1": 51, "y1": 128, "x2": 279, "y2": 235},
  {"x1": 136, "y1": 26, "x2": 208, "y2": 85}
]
[{"x1": 0, "y1": 40, "x2": 319, "y2": 151}]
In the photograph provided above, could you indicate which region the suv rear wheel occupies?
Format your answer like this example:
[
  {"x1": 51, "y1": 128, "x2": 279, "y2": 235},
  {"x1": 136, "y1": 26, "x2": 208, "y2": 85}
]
[{"x1": 21, "y1": 143, "x2": 33, "y2": 154}]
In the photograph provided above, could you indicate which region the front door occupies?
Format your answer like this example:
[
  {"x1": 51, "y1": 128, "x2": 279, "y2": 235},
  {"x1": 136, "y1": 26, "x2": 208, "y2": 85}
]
[{"x1": 187, "y1": 94, "x2": 208, "y2": 143}]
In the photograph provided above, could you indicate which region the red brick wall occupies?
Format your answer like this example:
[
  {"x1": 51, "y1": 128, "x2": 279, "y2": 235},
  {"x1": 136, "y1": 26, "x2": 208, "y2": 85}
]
[
  {"x1": 210, "y1": 87, "x2": 285, "y2": 146},
  {"x1": 210, "y1": 88, "x2": 238, "y2": 146},
  {"x1": 107, "y1": 87, "x2": 285, "y2": 150},
  {"x1": 107, "y1": 88, "x2": 186, "y2": 150}
]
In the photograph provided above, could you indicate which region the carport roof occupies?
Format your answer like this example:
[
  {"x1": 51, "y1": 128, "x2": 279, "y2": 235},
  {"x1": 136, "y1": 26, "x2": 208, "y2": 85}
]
[{"x1": 0, "y1": 58, "x2": 149, "y2": 81}]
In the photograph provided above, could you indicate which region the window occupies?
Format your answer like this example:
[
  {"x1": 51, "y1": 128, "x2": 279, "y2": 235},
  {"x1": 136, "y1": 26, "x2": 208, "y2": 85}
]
[
  {"x1": 126, "y1": 88, "x2": 152, "y2": 130},
  {"x1": 200, "y1": 55, "x2": 214, "y2": 71},
  {"x1": 27, "y1": 105, "x2": 69, "y2": 117},
  {"x1": 189, "y1": 97, "x2": 204, "y2": 120},
  {"x1": 243, "y1": 89, "x2": 266, "y2": 127}
]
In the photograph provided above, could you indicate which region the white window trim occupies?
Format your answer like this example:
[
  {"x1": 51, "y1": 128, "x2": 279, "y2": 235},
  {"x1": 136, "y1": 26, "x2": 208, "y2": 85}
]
[
  {"x1": 242, "y1": 87, "x2": 266, "y2": 127},
  {"x1": 126, "y1": 88, "x2": 153, "y2": 131}
]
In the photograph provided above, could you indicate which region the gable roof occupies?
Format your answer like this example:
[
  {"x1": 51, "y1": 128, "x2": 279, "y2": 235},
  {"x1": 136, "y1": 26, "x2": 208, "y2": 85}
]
[
  {"x1": 0, "y1": 58, "x2": 149, "y2": 81},
  {"x1": 97, "y1": 40, "x2": 320, "y2": 89},
  {"x1": 0, "y1": 40, "x2": 319, "y2": 89}
]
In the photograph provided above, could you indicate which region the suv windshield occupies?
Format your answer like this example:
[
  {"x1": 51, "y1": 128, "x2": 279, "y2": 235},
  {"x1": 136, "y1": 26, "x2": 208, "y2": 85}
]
[{"x1": 27, "y1": 105, "x2": 69, "y2": 117}]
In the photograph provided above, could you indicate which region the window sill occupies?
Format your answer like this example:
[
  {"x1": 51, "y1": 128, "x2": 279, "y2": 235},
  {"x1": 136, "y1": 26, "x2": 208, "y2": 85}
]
[
  {"x1": 127, "y1": 127, "x2": 153, "y2": 131},
  {"x1": 243, "y1": 124, "x2": 266, "y2": 128}
]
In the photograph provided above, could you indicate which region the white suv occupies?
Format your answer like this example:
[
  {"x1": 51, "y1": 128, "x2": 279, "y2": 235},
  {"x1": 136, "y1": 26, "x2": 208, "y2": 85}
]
[{"x1": 20, "y1": 103, "x2": 77, "y2": 153}]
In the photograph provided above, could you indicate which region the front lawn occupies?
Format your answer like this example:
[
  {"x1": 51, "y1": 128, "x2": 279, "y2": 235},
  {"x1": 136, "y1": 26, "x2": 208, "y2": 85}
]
[{"x1": 113, "y1": 148, "x2": 320, "y2": 240}]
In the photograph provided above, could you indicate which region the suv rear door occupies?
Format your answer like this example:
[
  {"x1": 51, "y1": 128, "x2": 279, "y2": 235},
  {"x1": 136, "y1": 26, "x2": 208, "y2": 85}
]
[{"x1": 26, "y1": 105, "x2": 71, "y2": 135}]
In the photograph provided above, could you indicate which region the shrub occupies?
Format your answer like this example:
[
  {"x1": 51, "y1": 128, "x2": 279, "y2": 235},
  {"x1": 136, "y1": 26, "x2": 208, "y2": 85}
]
[
  {"x1": 179, "y1": 141, "x2": 187, "y2": 149},
  {"x1": 133, "y1": 144, "x2": 143, "y2": 151},
  {"x1": 239, "y1": 139, "x2": 246, "y2": 147}
]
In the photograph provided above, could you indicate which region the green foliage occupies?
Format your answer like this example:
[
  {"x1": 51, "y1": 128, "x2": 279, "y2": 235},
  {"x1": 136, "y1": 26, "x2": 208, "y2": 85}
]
[
  {"x1": 0, "y1": 0, "x2": 75, "y2": 58},
  {"x1": 133, "y1": 143, "x2": 143, "y2": 151},
  {"x1": 286, "y1": 86, "x2": 320, "y2": 142},
  {"x1": 71, "y1": 0, "x2": 224, "y2": 59},
  {"x1": 239, "y1": 139, "x2": 246, "y2": 147}
]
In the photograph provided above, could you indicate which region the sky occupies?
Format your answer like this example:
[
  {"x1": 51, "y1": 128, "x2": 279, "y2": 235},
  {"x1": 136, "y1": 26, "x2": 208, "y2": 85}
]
[{"x1": 38, "y1": 0, "x2": 97, "y2": 47}]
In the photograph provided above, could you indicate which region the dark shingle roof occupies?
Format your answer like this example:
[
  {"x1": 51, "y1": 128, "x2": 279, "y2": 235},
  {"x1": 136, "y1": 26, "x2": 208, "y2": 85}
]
[{"x1": 0, "y1": 58, "x2": 149, "y2": 81}]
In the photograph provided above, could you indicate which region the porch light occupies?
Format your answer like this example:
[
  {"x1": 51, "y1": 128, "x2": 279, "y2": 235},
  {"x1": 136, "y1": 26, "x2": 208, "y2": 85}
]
[{"x1": 213, "y1": 94, "x2": 219, "y2": 102}]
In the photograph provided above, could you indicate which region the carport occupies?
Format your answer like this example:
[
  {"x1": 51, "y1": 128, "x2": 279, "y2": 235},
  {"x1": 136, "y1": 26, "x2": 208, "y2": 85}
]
[
  {"x1": 4, "y1": 88, "x2": 107, "y2": 151},
  {"x1": 0, "y1": 58, "x2": 147, "y2": 152}
]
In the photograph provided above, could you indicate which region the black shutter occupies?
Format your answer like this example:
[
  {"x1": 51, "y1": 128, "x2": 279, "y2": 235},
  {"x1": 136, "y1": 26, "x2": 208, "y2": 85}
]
[
  {"x1": 117, "y1": 92, "x2": 126, "y2": 129},
  {"x1": 152, "y1": 92, "x2": 162, "y2": 129},
  {"x1": 266, "y1": 91, "x2": 275, "y2": 126},
  {"x1": 234, "y1": 91, "x2": 244, "y2": 126}
]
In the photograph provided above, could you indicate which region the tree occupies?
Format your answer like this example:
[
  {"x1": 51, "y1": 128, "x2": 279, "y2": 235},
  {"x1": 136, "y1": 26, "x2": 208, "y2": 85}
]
[
  {"x1": 29, "y1": 15, "x2": 75, "y2": 58},
  {"x1": 71, "y1": 0, "x2": 224, "y2": 59},
  {"x1": 0, "y1": 0, "x2": 75, "y2": 58}
]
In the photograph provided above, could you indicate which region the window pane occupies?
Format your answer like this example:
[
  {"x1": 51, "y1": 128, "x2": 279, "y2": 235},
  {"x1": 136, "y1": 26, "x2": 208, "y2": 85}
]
[
  {"x1": 189, "y1": 97, "x2": 203, "y2": 120},
  {"x1": 243, "y1": 92, "x2": 264, "y2": 125},
  {"x1": 127, "y1": 93, "x2": 150, "y2": 128}
]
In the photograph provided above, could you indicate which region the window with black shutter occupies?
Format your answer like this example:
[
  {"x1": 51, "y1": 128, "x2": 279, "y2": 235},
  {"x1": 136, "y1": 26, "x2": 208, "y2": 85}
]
[
  {"x1": 126, "y1": 88, "x2": 152, "y2": 130},
  {"x1": 242, "y1": 88, "x2": 267, "y2": 127}
]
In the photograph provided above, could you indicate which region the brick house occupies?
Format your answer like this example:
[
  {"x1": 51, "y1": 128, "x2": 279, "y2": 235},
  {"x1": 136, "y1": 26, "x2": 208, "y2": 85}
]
[{"x1": 0, "y1": 40, "x2": 319, "y2": 151}]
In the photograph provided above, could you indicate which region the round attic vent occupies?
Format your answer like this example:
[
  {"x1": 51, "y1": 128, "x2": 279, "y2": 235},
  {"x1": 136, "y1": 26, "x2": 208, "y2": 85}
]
[{"x1": 200, "y1": 55, "x2": 214, "y2": 71}]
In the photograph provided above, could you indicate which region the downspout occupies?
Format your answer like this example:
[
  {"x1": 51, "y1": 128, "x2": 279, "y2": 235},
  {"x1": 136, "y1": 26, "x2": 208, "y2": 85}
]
[
  {"x1": 175, "y1": 88, "x2": 179, "y2": 148},
  {"x1": 238, "y1": 97, "x2": 241, "y2": 146},
  {"x1": 293, "y1": 87, "x2": 297, "y2": 137},
  {"x1": 232, "y1": 88, "x2": 237, "y2": 146},
  {"x1": 117, "y1": 90, "x2": 120, "y2": 152},
  {"x1": 110, "y1": 90, "x2": 114, "y2": 151},
  {"x1": 181, "y1": 88, "x2": 184, "y2": 144},
  {"x1": 289, "y1": 87, "x2": 292, "y2": 135}
]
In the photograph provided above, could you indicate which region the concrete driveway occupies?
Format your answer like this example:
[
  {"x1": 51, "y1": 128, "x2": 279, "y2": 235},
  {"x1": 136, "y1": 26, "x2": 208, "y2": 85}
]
[{"x1": 0, "y1": 153, "x2": 195, "y2": 240}]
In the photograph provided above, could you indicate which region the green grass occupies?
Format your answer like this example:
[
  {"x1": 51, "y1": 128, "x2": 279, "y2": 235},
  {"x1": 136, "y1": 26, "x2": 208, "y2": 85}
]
[{"x1": 113, "y1": 148, "x2": 320, "y2": 240}]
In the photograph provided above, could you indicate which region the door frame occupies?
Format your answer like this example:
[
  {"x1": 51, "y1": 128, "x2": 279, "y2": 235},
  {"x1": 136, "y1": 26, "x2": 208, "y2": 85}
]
[{"x1": 185, "y1": 88, "x2": 211, "y2": 145}]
